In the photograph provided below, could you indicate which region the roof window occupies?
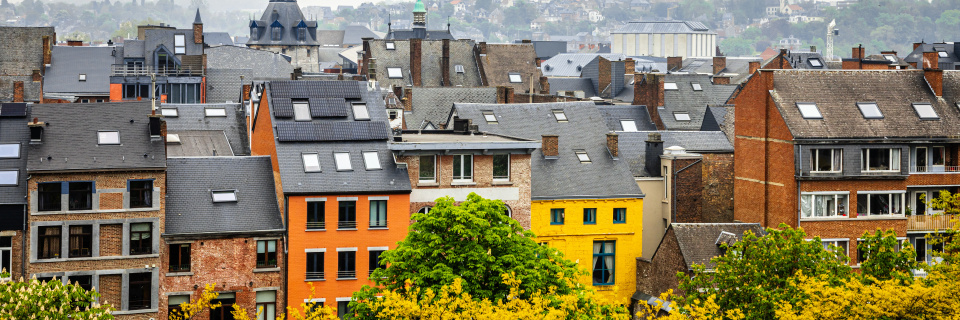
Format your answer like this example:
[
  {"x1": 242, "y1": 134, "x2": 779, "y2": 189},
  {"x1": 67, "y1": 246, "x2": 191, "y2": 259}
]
[
  {"x1": 691, "y1": 83, "x2": 702, "y2": 91},
  {"x1": 0, "y1": 170, "x2": 18, "y2": 186},
  {"x1": 575, "y1": 150, "x2": 591, "y2": 163},
  {"x1": 620, "y1": 120, "x2": 638, "y2": 132},
  {"x1": 938, "y1": 51, "x2": 949, "y2": 58},
  {"x1": 212, "y1": 190, "x2": 237, "y2": 202},
  {"x1": 166, "y1": 134, "x2": 181, "y2": 144},
  {"x1": 363, "y1": 151, "x2": 381, "y2": 170},
  {"x1": 455, "y1": 65, "x2": 465, "y2": 73},
  {"x1": 293, "y1": 100, "x2": 311, "y2": 121},
  {"x1": 808, "y1": 58, "x2": 823, "y2": 67},
  {"x1": 664, "y1": 82, "x2": 678, "y2": 90},
  {"x1": 302, "y1": 153, "x2": 321, "y2": 172},
  {"x1": 78, "y1": 74, "x2": 86, "y2": 81},
  {"x1": 883, "y1": 55, "x2": 898, "y2": 63},
  {"x1": 161, "y1": 108, "x2": 178, "y2": 117},
  {"x1": 387, "y1": 67, "x2": 403, "y2": 79},
  {"x1": 352, "y1": 103, "x2": 370, "y2": 121},
  {"x1": 334, "y1": 152, "x2": 352, "y2": 171},
  {"x1": 483, "y1": 111, "x2": 497, "y2": 124},
  {"x1": 509, "y1": 73, "x2": 522, "y2": 83},
  {"x1": 796, "y1": 102, "x2": 822, "y2": 119},
  {"x1": 673, "y1": 112, "x2": 691, "y2": 121},
  {"x1": 552, "y1": 110, "x2": 568, "y2": 122},
  {"x1": 97, "y1": 131, "x2": 120, "y2": 145},
  {"x1": 912, "y1": 103, "x2": 938, "y2": 120},
  {"x1": 205, "y1": 108, "x2": 227, "y2": 117},
  {"x1": 385, "y1": 42, "x2": 395, "y2": 50},
  {"x1": 174, "y1": 34, "x2": 186, "y2": 54},
  {"x1": 0, "y1": 143, "x2": 20, "y2": 158},
  {"x1": 856, "y1": 102, "x2": 883, "y2": 119}
]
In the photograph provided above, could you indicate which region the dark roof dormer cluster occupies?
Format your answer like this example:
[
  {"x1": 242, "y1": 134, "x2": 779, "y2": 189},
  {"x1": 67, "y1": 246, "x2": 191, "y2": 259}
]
[{"x1": 248, "y1": 0, "x2": 321, "y2": 46}]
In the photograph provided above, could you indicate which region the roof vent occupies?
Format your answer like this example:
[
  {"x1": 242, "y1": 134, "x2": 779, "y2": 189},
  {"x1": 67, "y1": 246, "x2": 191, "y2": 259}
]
[
  {"x1": 664, "y1": 145, "x2": 686, "y2": 155},
  {"x1": 567, "y1": 59, "x2": 573, "y2": 63}
]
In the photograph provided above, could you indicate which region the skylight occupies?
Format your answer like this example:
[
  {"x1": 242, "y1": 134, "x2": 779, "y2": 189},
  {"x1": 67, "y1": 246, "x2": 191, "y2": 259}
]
[
  {"x1": 363, "y1": 151, "x2": 381, "y2": 170},
  {"x1": 302, "y1": 153, "x2": 321, "y2": 172},
  {"x1": 808, "y1": 58, "x2": 823, "y2": 67},
  {"x1": 796, "y1": 102, "x2": 822, "y2": 119},
  {"x1": 664, "y1": 82, "x2": 679, "y2": 90},
  {"x1": 509, "y1": 73, "x2": 522, "y2": 83},
  {"x1": 691, "y1": 83, "x2": 702, "y2": 91},
  {"x1": 0, "y1": 143, "x2": 20, "y2": 158},
  {"x1": 385, "y1": 42, "x2": 395, "y2": 50},
  {"x1": 334, "y1": 152, "x2": 352, "y2": 171},
  {"x1": 552, "y1": 110, "x2": 568, "y2": 122},
  {"x1": 79, "y1": 74, "x2": 86, "y2": 81},
  {"x1": 161, "y1": 108, "x2": 178, "y2": 117},
  {"x1": 387, "y1": 67, "x2": 403, "y2": 79},
  {"x1": 938, "y1": 51, "x2": 949, "y2": 58},
  {"x1": 212, "y1": 190, "x2": 237, "y2": 202},
  {"x1": 883, "y1": 55, "x2": 897, "y2": 63},
  {"x1": 352, "y1": 104, "x2": 370, "y2": 121},
  {"x1": 575, "y1": 150, "x2": 591, "y2": 163},
  {"x1": 483, "y1": 111, "x2": 497, "y2": 124},
  {"x1": 620, "y1": 120, "x2": 638, "y2": 131},
  {"x1": 166, "y1": 134, "x2": 181, "y2": 144},
  {"x1": 205, "y1": 108, "x2": 227, "y2": 117},
  {"x1": 293, "y1": 101, "x2": 311, "y2": 121},
  {"x1": 97, "y1": 131, "x2": 120, "y2": 145},
  {"x1": 0, "y1": 170, "x2": 17, "y2": 186},
  {"x1": 857, "y1": 102, "x2": 883, "y2": 119},
  {"x1": 674, "y1": 112, "x2": 691, "y2": 121},
  {"x1": 174, "y1": 34, "x2": 186, "y2": 54},
  {"x1": 455, "y1": 65, "x2": 465, "y2": 73},
  {"x1": 912, "y1": 103, "x2": 939, "y2": 120}
]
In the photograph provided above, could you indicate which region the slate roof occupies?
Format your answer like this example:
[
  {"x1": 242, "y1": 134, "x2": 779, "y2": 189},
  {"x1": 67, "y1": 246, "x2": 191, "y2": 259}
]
[
  {"x1": 770, "y1": 70, "x2": 960, "y2": 139},
  {"x1": 481, "y1": 44, "x2": 543, "y2": 93},
  {"x1": 613, "y1": 21, "x2": 715, "y2": 34},
  {"x1": 247, "y1": 0, "x2": 321, "y2": 46},
  {"x1": 904, "y1": 43, "x2": 960, "y2": 70},
  {"x1": 316, "y1": 30, "x2": 345, "y2": 46},
  {"x1": 139, "y1": 28, "x2": 204, "y2": 67},
  {"x1": 162, "y1": 103, "x2": 249, "y2": 156},
  {"x1": 343, "y1": 24, "x2": 380, "y2": 45},
  {"x1": 205, "y1": 46, "x2": 295, "y2": 103},
  {"x1": 596, "y1": 105, "x2": 657, "y2": 131},
  {"x1": 661, "y1": 74, "x2": 737, "y2": 130},
  {"x1": 541, "y1": 53, "x2": 625, "y2": 77},
  {"x1": 519, "y1": 40, "x2": 567, "y2": 60},
  {"x1": 451, "y1": 102, "x2": 643, "y2": 200},
  {"x1": 549, "y1": 78, "x2": 597, "y2": 98},
  {"x1": 44, "y1": 46, "x2": 114, "y2": 96},
  {"x1": 784, "y1": 51, "x2": 828, "y2": 70},
  {"x1": 385, "y1": 28, "x2": 455, "y2": 40},
  {"x1": 27, "y1": 102, "x2": 166, "y2": 172},
  {"x1": 203, "y1": 32, "x2": 234, "y2": 46},
  {"x1": 679, "y1": 57, "x2": 762, "y2": 84},
  {"x1": 406, "y1": 87, "x2": 498, "y2": 130},
  {"x1": 165, "y1": 156, "x2": 284, "y2": 235},
  {"x1": 0, "y1": 27, "x2": 53, "y2": 103},
  {"x1": 0, "y1": 103, "x2": 30, "y2": 204},
  {"x1": 165, "y1": 130, "x2": 234, "y2": 157},
  {"x1": 618, "y1": 130, "x2": 733, "y2": 177},
  {"x1": 368, "y1": 39, "x2": 482, "y2": 88},
  {"x1": 667, "y1": 223, "x2": 765, "y2": 270},
  {"x1": 265, "y1": 80, "x2": 412, "y2": 194}
]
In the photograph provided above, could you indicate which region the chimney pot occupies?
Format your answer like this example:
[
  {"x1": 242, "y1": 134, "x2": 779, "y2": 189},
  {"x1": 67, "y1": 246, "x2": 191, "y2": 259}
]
[{"x1": 541, "y1": 134, "x2": 559, "y2": 158}]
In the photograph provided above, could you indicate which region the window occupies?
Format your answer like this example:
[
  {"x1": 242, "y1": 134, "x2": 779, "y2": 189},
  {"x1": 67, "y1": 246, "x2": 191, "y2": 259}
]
[
  {"x1": 613, "y1": 208, "x2": 626, "y2": 223},
  {"x1": 98, "y1": 131, "x2": 119, "y2": 145},
  {"x1": 385, "y1": 42, "x2": 395, "y2": 50},
  {"x1": 575, "y1": 150, "x2": 591, "y2": 163},
  {"x1": 297, "y1": 27, "x2": 306, "y2": 41},
  {"x1": 504, "y1": 205, "x2": 512, "y2": 218},
  {"x1": 417, "y1": 206, "x2": 431, "y2": 214},
  {"x1": 363, "y1": 151, "x2": 381, "y2": 170},
  {"x1": 38, "y1": 226, "x2": 61, "y2": 259},
  {"x1": 160, "y1": 108, "x2": 178, "y2": 117},
  {"x1": 386, "y1": 67, "x2": 403, "y2": 79},
  {"x1": 419, "y1": 156, "x2": 436, "y2": 182},
  {"x1": 552, "y1": 110, "x2": 568, "y2": 122},
  {"x1": 38, "y1": 182, "x2": 61, "y2": 211},
  {"x1": 256, "y1": 291, "x2": 276, "y2": 320},
  {"x1": 914, "y1": 191, "x2": 930, "y2": 215},
  {"x1": 369, "y1": 200, "x2": 387, "y2": 228},
  {"x1": 691, "y1": 83, "x2": 702, "y2": 91},
  {"x1": 0, "y1": 237, "x2": 9, "y2": 277},
  {"x1": 68, "y1": 274, "x2": 93, "y2": 291},
  {"x1": 306, "y1": 252, "x2": 324, "y2": 280},
  {"x1": 167, "y1": 83, "x2": 201, "y2": 104},
  {"x1": 455, "y1": 65, "x2": 465, "y2": 73},
  {"x1": 352, "y1": 104, "x2": 370, "y2": 120},
  {"x1": 938, "y1": 51, "x2": 949, "y2": 58},
  {"x1": 933, "y1": 146, "x2": 945, "y2": 166},
  {"x1": 68, "y1": 182, "x2": 93, "y2": 211},
  {"x1": 914, "y1": 238, "x2": 927, "y2": 263},
  {"x1": 857, "y1": 192, "x2": 904, "y2": 215},
  {"x1": 0, "y1": 143, "x2": 19, "y2": 159},
  {"x1": 307, "y1": 201, "x2": 325, "y2": 230},
  {"x1": 800, "y1": 193, "x2": 848, "y2": 218},
  {"x1": 619, "y1": 120, "x2": 638, "y2": 131},
  {"x1": 508, "y1": 73, "x2": 522, "y2": 83},
  {"x1": 272, "y1": 27, "x2": 282, "y2": 40},
  {"x1": 861, "y1": 148, "x2": 901, "y2": 172},
  {"x1": 368, "y1": 249, "x2": 384, "y2": 276},
  {"x1": 212, "y1": 190, "x2": 238, "y2": 202},
  {"x1": 68, "y1": 225, "x2": 92, "y2": 258},
  {"x1": 550, "y1": 208, "x2": 564, "y2": 225},
  {"x1": 796, "y1": 102, "x2": 822, "y2": 119},
  {"x1": 169, "y1": 243, "x2": 191, "y2": 272},
  {"x1": 334, "y1": 152, "x2": 352, "y2": 171},
  {"x1": 673, "y1": 112, "x2": 691, "y2": 121},
  {"x1": 808, "y1": 58, "x2": 823, "y2": 67},
  {"x1": 174, "y1": 34, "x2": 186, "y2": 54},
  {"x1": 205, "y1": 108, "x2": 227, "y2": 117},
  {"x1": 123, "y1": 84, "x2": 150, "y2": 99},
  {"x1": 857, "y1": 102, "x2": 883, "y2": 119},
  {"x1": 810, "y1": 149, "x2": 842, "y2": 172},
  {"x1": 337, "y1": 250, "x2": 356, "y2": 279},
  {"x1": 452, "y1": 155, "x2": 473, "y2": 181},
  {"x1": 483, "y1": 111, "x2": 498, "y2": 124},
  {"x1": 592, "y1": 241, "x2": 615, "y2": 285},
  {"x1": 211, "y1": 293, "x2": 236, "y2": 320},
  {"x1": 0, "y1": 171, "x2": 16, "y2": 186},
  {"x1": 168, "y1": 295, "x2": 190, "y2": 317},
  {"x1": 915, "y1": 147, "x2": 928, "y2": 172},
  {"x1": 493, "y1": 154, "x2": 510, "y2": 181},
  {"x1": 79, "y1": 74, "x2": 87, "y2": 81},
  {"x1": 822, "y1": 239, "x2": 849, "y2": 255},
  {"x1": 583, "y1": 208, "x2": 597, "y2": 224},
  {"x1": 130, "y1": 223, "x2": 152, "y2": 255},
  {"x1": 128, "y1": 272, "x2": 152, "y2": 310},
  {"x1": 257, "y1": 240, "x2": 278, "y2": 268},
  {"x1": 129, "y1": 180, "x2": 153, "y2": 208},
  {"x1": 338, "y1": 201, "x2": 356, "y2": 229},
  {"x1": 912, "y1": 103, "x2": 938, "y2": 120},
  {"x1": 337, "y1": 300, "x2": 352, "y2": 319},
  {"x1": 664, "y1": 82, "x2": 678, "y2": 90},
  {"x1": 303, "y1": 153, "x2": 321, "y2": 172},
  {"x1": 294, "y1": 100, "x2": 311, "y2": 121}
]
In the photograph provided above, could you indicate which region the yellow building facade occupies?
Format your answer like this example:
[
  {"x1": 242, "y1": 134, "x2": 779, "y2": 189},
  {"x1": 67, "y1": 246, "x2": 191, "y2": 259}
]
[{"x1": 532, "y1": 198, "x2": 644, "y2": 305}]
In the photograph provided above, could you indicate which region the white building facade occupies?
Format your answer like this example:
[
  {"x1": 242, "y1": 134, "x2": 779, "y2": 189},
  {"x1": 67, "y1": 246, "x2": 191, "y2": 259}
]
[{"x1": 611, "y1": 21, "x2": 717, "y2": 58}]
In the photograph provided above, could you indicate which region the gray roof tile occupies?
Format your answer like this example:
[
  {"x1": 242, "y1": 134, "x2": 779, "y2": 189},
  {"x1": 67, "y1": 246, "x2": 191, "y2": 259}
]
[
  {"x1": 0, "y1": 104, "x2": 30, "y2": 204},
  {"x1": 613, "y1": 21, "x2": 715, "y2": 34},
  {"x1": 661, "y1": 74, "x2": 737, "y2": 130},
  {"x1": 247, "y1": 0, "x2": 321, "y2": 46},
  {"x1": 44, "y1": 46, "x2": 114, "y2": 95},
  {"x1": 618, "y1": 131, "x2": 733, "y2": 177},
  {"x1": 596, "y1": 105, "x2": 657, "y2": 131},
  {"x1": 669, "y1": 223, "x2": 765, "y2": 269},
  {"x1": 405, "y1": 87, "x2": 498, "y2": 129},
  {"x1": 162, "y1": 103, "x2": 249, "y2": 156}
]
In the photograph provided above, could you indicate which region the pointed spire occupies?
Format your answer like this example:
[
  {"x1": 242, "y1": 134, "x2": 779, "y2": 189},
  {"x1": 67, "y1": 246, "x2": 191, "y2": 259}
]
[{"x1": 193, "y1": 8, "x2": 202, "y2": 24}]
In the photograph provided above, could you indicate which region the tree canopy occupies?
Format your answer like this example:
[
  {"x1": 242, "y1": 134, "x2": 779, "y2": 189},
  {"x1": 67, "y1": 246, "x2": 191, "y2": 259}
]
[{"x1": 0, "y1": 276, "x2": 114, "y2": 319}]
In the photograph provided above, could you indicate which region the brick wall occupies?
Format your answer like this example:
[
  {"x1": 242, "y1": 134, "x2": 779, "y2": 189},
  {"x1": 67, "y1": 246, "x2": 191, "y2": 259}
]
[
  {"x1": 99, "y1": 274, "x2": 122, "y2": 308},
  {"x1": 100, "y1": 224, "x2": 124, "y2": 257},
  {"x1": 410, "y1": 38, "x2": 422, "y2": 87},
  {"x1": 702, "y1": 153, "x2": 734, "y2": 223},
  {"x1": 635, "y1": 227, "x2": 688, "y2": 300},
  {"x1": 800, "y1": 218, "x2": 907, "y2": 264},
  {"x1": 598, "y1": 57, "x2": 611, "y2": 97},
  {"x1": 672, "y1": 158, "x2": 703, "y2": 223}
]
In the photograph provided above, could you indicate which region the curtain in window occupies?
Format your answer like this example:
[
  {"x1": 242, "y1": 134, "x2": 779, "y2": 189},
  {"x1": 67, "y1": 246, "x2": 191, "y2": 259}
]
[
  {"x1": 369, "y1": 200, "x2": 387, "y2": 227},
  {"x1": 814, "y1": 195, "x2": 827, "y2": 217},
  {"x1": 69, "y1": 226, "x2": 84, "y2": 256},
  {"x1": 592, "y1": 242, "x2": 614, "y2": 284},
  {"x1": 800, "y1": 195, "x2": 812, "y2": 218}
]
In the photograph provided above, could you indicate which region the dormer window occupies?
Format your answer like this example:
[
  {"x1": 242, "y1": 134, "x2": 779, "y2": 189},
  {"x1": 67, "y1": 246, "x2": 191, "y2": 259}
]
[
  {"x1": 387, "y1": 67, "x2": 403, "y2": 79},
  {"x1": 297, "y1": 27, "x2": 306, "y2": 41},
  {"x1": 796, "y1": 102, "x2": 822, "y2": 119},
  {"x1": 664, "y1": 82, "x2": 678, "y2": 90},
  {"x1": 385, "y1": 42, "x2": 395, "y2": 50},
  {"x1": 271, "y1": 22, "x2": 283, "y2": 41},
  {"x1": 483, "y1": 111, "x2": 497, "y2": 124},
  {"x1": 509, "y1": 73, "x2": 522, "y2": 83},
  {"x1": 691, "y1": 83, "x2": 702, "y2": 91},
  {"x1": 912, "y1": 103, "x2": 938, "y2": 120},
  {"x1": 79, "y1": 74, "x2": 86, "y2": 82},
  {"x1": 575, "y1": 150, "x2": 591, "y2": 163},
  {"x1": 856, "y1": 102, "x2": 883, "y2": 119},
  {"x1": 250, "y1": 27, "x2": 259, "y2": 40},
  {"x1": 161, "y1": 108, "x2": 178, "y2": 117},
  {"x1": 212, "y1": 190, "x2": 237, "y2": 202},
  {"x1": 174, "y1": 34, "x2": 186, "y2": 54},
  {"x1": 97, "y1": 131, "x2": 120, "y2": 145},
  {"x1": 552, "y1": 110, "x2": 568, "y2": 122}
]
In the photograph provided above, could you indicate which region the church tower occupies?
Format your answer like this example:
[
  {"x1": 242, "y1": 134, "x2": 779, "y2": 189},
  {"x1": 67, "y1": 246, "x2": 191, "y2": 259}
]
[{"x1": 413, "y1": 0, "x2": 426, "y2": 26}]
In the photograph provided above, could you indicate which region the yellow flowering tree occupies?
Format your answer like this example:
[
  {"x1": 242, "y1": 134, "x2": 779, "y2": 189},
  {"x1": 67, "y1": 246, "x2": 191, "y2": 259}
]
[
  {"x1": 168, "y1": 283, "x2": 222, "y2": 320},
  {"x1": 0, "y1": 275, "x2": 114, "y2": 319}
]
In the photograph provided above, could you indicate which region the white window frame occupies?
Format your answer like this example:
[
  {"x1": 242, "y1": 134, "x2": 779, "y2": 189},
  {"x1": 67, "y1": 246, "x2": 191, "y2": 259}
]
[
  {"x1": 455, "y1": 65, "x2": 465, "y2": 73},
  {"x1": 452, "y1": 154, "x2": 473, "y2": 182},
  {"x1": 363, "y1": 151, "x2": 381, "y2": 170},
  {"x1": 302, "y1": 153, "x2": 321, "y2": 172},
  {"x1": 938, "y1": 51, "x2": 948, "y2": 58},
  {"x1": 820, "y1": 238, "x2": 849, "y2": 256},
  {"x1": 293, "y1": 101, "x2": 311, "y2": 121},
  {"x1": 808, "y1": 58, "x2": 823, "y2": 67},
  {"x1": 97, "y1": 131, "x2": 120, "y2": 145},
  {"x1": 0, "y1": 170, "x2": 18, "y2": 186},
  {"x1": 619, "y1": 120, "x2": 638, "y2": 132},
  {"x1": 508, "y1": 73, "x2": 522, "y2": 83},
  {"x1": 552, "y1": 110, "x2": 568, "y2": 122},
  {"x1": 0, "y1": 143, "x2": 20, "y2": 158},
  {"x1": 386, "y1": 67, "x2": 403, "y2": 79},
  {"x1": 912, "y1": 103, "x2": 938, "y2": 120},
  {"x1": 664, "y1": 82, "x2": 678, "y2": 90},
  {"x1": 385, "y1": 42, "x2": 395, "y2": 50},
  {"x1": 160, "y1": 108, "x2": 178, "y2": 117},
  {"x1": 575, "y1": 150, "x2": 591, "y2": 163},
  {"x1": 691, "y1": 83, "x2": 702, "y2": 91},
  {"x1": 166, "y1": 134, "x2": 181, "y2": 144},
  {"x1": 856, "y1": 102, "x2": 883, "y2": 119},
  {"x1": 673, "y1": 112, "x2": 691, "y2": 121},
  {"x1": 796, "y1": 102, "x2": 822, "y2": 119},
  {"x1": 800, "y1": 192, "x2": 849, "y2": 218},
  {"x1": 418, "y1": 155, "x2": 437, "y2": 183},
  {"x1": 174, "y1": 34, "x2": 186, "y2": 54},
  {"x1": 861, "y1": 148, "x2": 901, "y2": 172},
  {"x1": 212, "y1": 190, "x2": 238, "y2": 202},
  {"x1": 810, "y1": 148, "x2": 842, "y2": 173},
  {"x1": 483, "y1": 111, "x2": 497, "y2": 124},
  {"x1": 352, "y1": 104, "x2": 370, "y2": 121},
  {"x1": 857, "y1": 191, "x2": 906, "y2": 216},
  {"x1": 334, "y1": 152, "x2": 352, "y2": 171},
  {"x1": 78, "y1": 74, "x2": 86, "y2": 81},
  {"x1": 205, "y1": 108, "x2": 227, "y2": 117}
]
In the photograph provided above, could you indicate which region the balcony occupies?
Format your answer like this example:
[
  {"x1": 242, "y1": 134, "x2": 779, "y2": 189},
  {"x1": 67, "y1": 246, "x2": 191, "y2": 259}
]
[
  {"x1": 305, "y1": 271, "x2": 324, "y2": 281},
  {"x1": 911, "y1": 166, "x2": 960, "y2": 174},
  {"x1": 907, "y1": 214, "x2": 957, "y2": 232},
  {"x1": 111, "y1": 64, "x2": 203, "y2": 77}
]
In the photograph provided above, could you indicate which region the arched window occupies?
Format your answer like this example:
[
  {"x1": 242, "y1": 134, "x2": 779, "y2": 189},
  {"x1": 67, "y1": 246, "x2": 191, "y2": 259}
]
[
  {"x1": 417, "y1": 206, "x2": 431, "y2": 214},
  {"x1": 503, "y1": 205, "x2": 512, "y2": 218}
]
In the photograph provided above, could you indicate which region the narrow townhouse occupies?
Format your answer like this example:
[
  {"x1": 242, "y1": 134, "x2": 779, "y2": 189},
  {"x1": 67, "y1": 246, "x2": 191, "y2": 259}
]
[
  {"x1": 731, "y1": 56, "x2": 960, "y2": 267},
  {"x1": 0, "y1": 103, "x2": 30, "y2": 280},
  {"x1": 448, "y1": 101, "x2": 644, "y2": 304},
  {"x1": 161, "y1": 156, "x2": 285, "y2": 320},
  {"x1": 250, "y1": 80, "x2": 412, "y2": 317},
  {"x1": 26, "y1": 101, "x2": 166, "y2": 318}
]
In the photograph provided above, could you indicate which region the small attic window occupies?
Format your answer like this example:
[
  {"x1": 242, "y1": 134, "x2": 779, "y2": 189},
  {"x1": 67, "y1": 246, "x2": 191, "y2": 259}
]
[
  {"x1": 620, "y1": 119, "x2": 638, "y2": 132},
  {"x1": 912, "y1": 103, "x2": 938, "y2": 120},
  {"x1": 79, "y1": 74, "x2": 87, "y2": 81},
  {"x1": 166, "y1": 134, "x2": 181, "y2": 144},
  {"x1": 509, "y1": 73, "x2": 522, "y2": 83},
  {"x1": 302, "y1": 153, "x2": 321, "y2": 172},
  {"x1": 552, "y1": 110, "x2": 568, "y2": 122},
  {"x1": 334, "y1": 152, "x2": 352, "y2": 171},
  {"x1": 856, "y1": 102, "x2": 883, "y2": 119},
  {"x1": 205, "y1": 108, "x2": 227, "y2": 117},
  {"x1": 483, "y1": 111, "x2": 497, "y2": 124},
  {"x1": 691, "y1": 83, "x2": 702, "y2": 91},
  {"x1": 664, "y1": 82, "x2": 678, "y2": 90},
  {"x1": 385, "y1": 42, "x2": 395, "y2": 50},
  {"x1": 363, "y1": 151, "x2": 381, "y2": 170},
  {"x1": 455, "y1": 65, "x2": 465, "y2": 73},
  {"x1": 387, "y1": 67, "x2": 403, "y2": 79},
  {"x1": 293, "y1": 100, "x2": 311, "y2": 121},
  {"x1": 0, "y1": 143, "x2": 19, "y2": 158},
  {"x1": 673, "y1": 112, "x2": 691, "y2": 121},
  {"x1": 883, "y1": 55, "x2": 897, "y2": 63},
  {"x1": 161, "y1": 108, "x2": 178, "y2": 117},
  {"x1": 352, "y1": 103, "x2": 370, "y2": 121},
  {"x1": 808, "y1": 58, "x2": 823, "y2": 67},
  {"x1": 575, "y1": 150, "x2": 591, "y2": 163},
  {"x1": 938, "y1": 51, "x2": 949, "y2": 58},
  {"x1": 174, "y1": 34, "x2": 186, "y2": 54},
  {"x1": 0, "y1": 170, "x2": 18, "y2": 186},
  {"x1": 97, "y1": 131, "x2": 120, "y2": 145},
  {"x1": 212, "y1": 190, "x2": 237, "y2": 202},
  {"x1": 796, "y1": 102, "x2": 822, "y2": 119}
]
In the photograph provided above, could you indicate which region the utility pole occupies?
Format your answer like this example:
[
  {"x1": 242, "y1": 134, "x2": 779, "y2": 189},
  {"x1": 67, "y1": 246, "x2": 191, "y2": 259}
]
[{"x1": 150, "y1": 73, "x2": 157, "y2": 111}]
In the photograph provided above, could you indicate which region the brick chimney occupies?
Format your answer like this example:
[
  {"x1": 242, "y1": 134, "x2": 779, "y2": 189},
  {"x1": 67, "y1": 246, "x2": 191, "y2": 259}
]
[
  {"x1": 667, "y1": 56, "x2": 682, "y2": 72},
  {"x1": 31, "y1": 70, "x2": 41, "y2": 82},
  {"x1": 42, "y1": 36, "x2": 51, "y2": 65},
  {"x1": 13, "y1": 81, "x2": 24, "y2": 103},
  {"x1": 360, "y1": 38, "x2": 372, "y2": 77},
  {"x1": 598, "y1": 57, "x2": 612, "y2": 97},
  {"x1": 913, "y1": 42, "x2": 923, "y2": 50},
  {"x1": 410, "y1": 38, "x2": 422, "y2": 86},
  {"x1": 645, "y1": 132, "x2": 663, "y2": 177},
  {"x1": 441, "y1": 39, "x2": 451, "y2": 86},
  {"x1": 368, "y1": 58, "x2": 377, "y2": 81},
  {"x1": 624, "y1": 58, "x2": 635, "y2": 75},
  {"x1": 852, "y1": 46, "x2": 865, "y2": 60},
  {"x1": 633, "y1": 73, "x2": 665, "y2": 130},
  {"x1": 713, "y1": 76, "x2": 730, "y2": 85},
  {"x1": 66, "y1": 40, "x2": 83, "y2": 47},
  {"x1": 242, "y1": 84, "x2": 251, "y2": 101},
  {"x1": 403, "y1": 88, "x2": 413, "y2": 112},
  {"x1": 193, "y1": 9, "x2": 203, "y2": 44},
  {"x1": 923, "y1": 51, "x2": 943, "y2": 96},
  {"x1": 923, "y1": 51, "x2": 939, "y2": 69},
  {"x1": 539, "y1": 76, "x2": 550, "y2": 94},
  {"x1": 478, "y1": 41, "x2": 487, "y2": 55},
  {"x1": 810, "y1": 45, "x2": 817, "y2": 52},
  {"x1": 749, "y1": 61, "x2": 760, "y2": 75},
  {"x1": 541, "y1": 135, "x2": 559, "y2": 158},
  {"x1": 606, "y1": 133, "x2": 619, "y2": 158},
  {"x1": 713, "y1": 56, "x2": 726, "y2": 75}
]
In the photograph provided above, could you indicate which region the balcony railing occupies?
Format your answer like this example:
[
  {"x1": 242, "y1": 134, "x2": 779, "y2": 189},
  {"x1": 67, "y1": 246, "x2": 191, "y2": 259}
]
[
  {"x1": 907, "y1": 214, "x2": 957, "y2": 232},
  {"x1": 111, "y1": 64, "x2": 204, "y2": 76},
  {"x1": 911, "y1": 166, "x2": 960, "y2": 173},
  {"x1": 256, "y1": 260, "x2": 278, "y2": 268},
  {"x1": 337, "y1": 270, "x2": 356, "y2": 279},
  {"x1": 306, "y1": 221, "x2": 325, "y2": 230},
  {"x1": 305, "y1": 271, "x2": 324, "y2": 281},
  {"x1": 369, "y1": 221, "x2": 388, "y2": 229},
  {"x1": 337, "y1": 221, "x2": 357, "y2": 230}
]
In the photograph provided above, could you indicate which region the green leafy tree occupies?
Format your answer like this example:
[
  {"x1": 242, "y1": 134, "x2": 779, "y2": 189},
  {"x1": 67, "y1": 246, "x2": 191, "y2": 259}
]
[
  {"x1": 0, "y1": 276, "x2": 114, "y2": 319},
  {"x1": 719, "y1": 37, "x2": 754, "y2": 56},
  {"x1": 857, "y1": 229, "x2": 917, "y2": 284}
]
